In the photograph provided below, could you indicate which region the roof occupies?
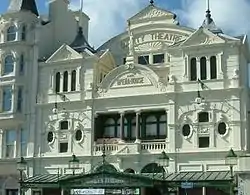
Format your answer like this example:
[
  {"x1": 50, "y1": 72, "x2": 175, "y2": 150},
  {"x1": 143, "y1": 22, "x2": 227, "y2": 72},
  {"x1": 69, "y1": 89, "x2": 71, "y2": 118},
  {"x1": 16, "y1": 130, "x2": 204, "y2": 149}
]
[
  {"x1": 7, "y1": 0, "x2": 39, "y2": 16},
  {"x1": 70, "y1": 27, "x2": 96, "y2": 53},
  {"x1": 22, "y1": 171, "x2": 232, "y2": 189}
]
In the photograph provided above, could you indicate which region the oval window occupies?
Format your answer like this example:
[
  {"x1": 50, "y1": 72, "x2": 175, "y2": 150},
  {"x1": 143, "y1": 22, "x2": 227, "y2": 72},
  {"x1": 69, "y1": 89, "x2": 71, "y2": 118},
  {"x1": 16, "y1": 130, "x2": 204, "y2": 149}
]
[
  {"x1": 218, "y1": 122, "x2": 227, "y2": 135},
  {"x1": 47, "y1": 131, "x2": 54, "y2": 143},
  {"x1": 75, "y1": 129, "x2": 83, "y2": 141},
  {"x1": 182, "y1": 124, "x2": 191, "y2": 137}
]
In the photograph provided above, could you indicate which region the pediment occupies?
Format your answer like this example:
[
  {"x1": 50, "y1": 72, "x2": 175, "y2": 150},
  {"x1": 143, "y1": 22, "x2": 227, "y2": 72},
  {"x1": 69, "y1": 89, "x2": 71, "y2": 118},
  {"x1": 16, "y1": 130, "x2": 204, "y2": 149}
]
[
  {"x1": 60, "y1": 171, "x2": 154, "y2": 188},
  {"x1": 46, "y1": 44, "x2": 82, "y2": 63},
  {"x1": 98, "y1": 64, "x2": 167, "y2": 96},
  {"x1": 180, "y1": 27, "x2": 225, "y2": 47},
  {"x1": 129, "y1": 5, "x2": 175, "y2": 22}
]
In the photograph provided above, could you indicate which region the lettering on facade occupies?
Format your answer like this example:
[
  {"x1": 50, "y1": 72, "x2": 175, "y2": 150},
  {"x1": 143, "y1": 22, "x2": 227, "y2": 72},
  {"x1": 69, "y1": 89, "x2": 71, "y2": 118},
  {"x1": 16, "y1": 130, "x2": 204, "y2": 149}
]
[
  {"x1": 121, "y1": 32, "x2": 185, "y2": 48},
  {"x1": 116, "y1": 74, "x2": 144, "y2": 86},
  {"x1": 85, "y1": 178, "x2": 125, "y2": 184}
]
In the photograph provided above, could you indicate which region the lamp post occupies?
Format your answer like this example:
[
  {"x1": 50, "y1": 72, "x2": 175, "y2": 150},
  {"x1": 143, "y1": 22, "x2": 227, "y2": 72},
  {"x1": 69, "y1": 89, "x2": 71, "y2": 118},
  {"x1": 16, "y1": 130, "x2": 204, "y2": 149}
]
[
  {"x1": 225, "y1": 148, "x2": 237, "y2": 195},
  {"x1": 69, "y1": 154, "x2": 80, "y2": 175},
  {"x1": 17, "y1": 157, "x2": 27, "y2": 195},
  {"x1": 157, "y1": 151, "x2": 170, "y2": 180}
]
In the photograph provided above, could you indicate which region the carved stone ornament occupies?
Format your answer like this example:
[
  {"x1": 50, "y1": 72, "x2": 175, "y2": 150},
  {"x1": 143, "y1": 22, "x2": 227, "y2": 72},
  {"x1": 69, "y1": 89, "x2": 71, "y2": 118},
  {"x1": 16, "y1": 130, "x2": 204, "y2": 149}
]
[
  {"x1": 199, "y1": 127, "x2": 209, "y2": 134},
  {"x1": 135, "y1": 41, "x2": 163, "y2": 52},
  {"x1": 168, "y1": 74, "x2": 175, "y2": 84},
  {"x1": 138, "y1": 8, "x2": 172, "y2": 20},
  {"x1": 125, "y1": 64, "x2": 135, "y2": 70}
]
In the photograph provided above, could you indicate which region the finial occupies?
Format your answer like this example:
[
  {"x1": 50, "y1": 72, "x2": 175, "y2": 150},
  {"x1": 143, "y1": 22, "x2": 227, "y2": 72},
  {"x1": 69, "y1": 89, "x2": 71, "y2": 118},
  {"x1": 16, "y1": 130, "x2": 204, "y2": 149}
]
[
  {"x1": 78, "y1": 0, "x2": 84, "y2": 28},
  {"x1": 150, "y1": 0, "x2": 154, "y2": 5}
]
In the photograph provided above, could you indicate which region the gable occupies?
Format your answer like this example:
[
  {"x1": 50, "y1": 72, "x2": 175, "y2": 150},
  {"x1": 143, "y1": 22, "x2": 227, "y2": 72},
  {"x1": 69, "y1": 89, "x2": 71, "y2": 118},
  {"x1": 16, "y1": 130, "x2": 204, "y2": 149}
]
[
  {"x1": 46, "y1": 44, "x2": 82, "y2": 63},
  {"x1": 180, "y1": 27, "x2": 225, "y2": 47},
  {"x1": 129, "y1": 5, "x2": 175, "y2": 22}
]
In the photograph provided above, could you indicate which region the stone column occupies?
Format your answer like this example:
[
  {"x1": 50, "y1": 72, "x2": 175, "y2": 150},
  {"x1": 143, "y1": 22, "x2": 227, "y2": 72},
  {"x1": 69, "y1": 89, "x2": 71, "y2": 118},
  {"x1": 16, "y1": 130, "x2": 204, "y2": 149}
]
[
  {"x1": 202, "y1": 187, "x2": 206, "y2": 195},
  {"x1": 0, "y1": 129, "x2": 3, "y2": 158},
  {"x1": 68, "y1": 71, "x2": 72, "y2": 92},
  {"x1": 135, "y1": 111, "x2": 141, "y2": 143},
  {"x1": 206, "y1": 57, "x2": 211, "y2": 80},
  {"x1": 60, "y1": 72, "x2": 63, "y2": 93},
  {"x1": 119, "y1": 112, "x2": 124, "y2": 142}
]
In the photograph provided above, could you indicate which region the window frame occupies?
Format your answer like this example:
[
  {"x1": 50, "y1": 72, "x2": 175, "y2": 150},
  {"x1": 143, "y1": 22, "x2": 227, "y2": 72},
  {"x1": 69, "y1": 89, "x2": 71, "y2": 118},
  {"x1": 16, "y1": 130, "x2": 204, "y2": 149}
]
[
  {"x1": 3, "y1": 54, "x2": 15, "y2": 75},
  {"x1": 6, "y1": 25, "x2": 17, "y2": 42},
  {"x1": 2, "y1": 86, "x2": 12, "y2": 112},
  {"x1": 5, "y1": 129, "x2": 17, "y2": 158},
  {"x1": 153, "y1": 54, "x2": 165, "y2": 64}
]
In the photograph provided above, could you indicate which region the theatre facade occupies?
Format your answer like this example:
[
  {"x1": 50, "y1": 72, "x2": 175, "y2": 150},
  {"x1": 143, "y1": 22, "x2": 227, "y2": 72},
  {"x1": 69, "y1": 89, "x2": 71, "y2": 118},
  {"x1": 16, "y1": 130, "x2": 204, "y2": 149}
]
[{"x1": 1, "y1": 0, "x2": 250, "y2": 195}]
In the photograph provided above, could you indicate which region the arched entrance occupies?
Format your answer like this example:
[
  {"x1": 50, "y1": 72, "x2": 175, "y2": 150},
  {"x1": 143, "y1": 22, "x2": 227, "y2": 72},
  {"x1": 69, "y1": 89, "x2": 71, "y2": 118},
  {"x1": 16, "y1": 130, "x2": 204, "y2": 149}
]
[
  {"x1": 124, "y1": 168, "x2": 135, "y2": 174},
  {"x1": 141, "y1": 163, "x2": 165, "y2": 195}
]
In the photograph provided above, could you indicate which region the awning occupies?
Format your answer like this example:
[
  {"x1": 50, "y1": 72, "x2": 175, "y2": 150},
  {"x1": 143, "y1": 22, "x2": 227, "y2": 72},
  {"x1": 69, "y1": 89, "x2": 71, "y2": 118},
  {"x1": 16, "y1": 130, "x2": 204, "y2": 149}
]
[{"x1": 22, "y1": 171, "x2": 232, "y2": 189}]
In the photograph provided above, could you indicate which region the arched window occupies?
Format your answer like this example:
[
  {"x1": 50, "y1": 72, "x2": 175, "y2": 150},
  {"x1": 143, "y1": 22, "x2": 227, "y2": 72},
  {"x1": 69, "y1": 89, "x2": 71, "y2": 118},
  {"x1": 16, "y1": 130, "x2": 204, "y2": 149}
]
[
  {"x1": 200, "y1": 57, "x2": 207, "y2": 80},
  {"x1": 210, "y1": 56, "x2": 217, "y2": 79},
  {"x1": 103, "y1": 118, "x2": 116, "y2": 138},
  {"x1": 145, "y1": 116, "x2": 157, "y2": 138},
  {"x1": 71, "y1": 70, "x2": 76, "y2": 91},
  {"x1": 7, "y1": 26, "x2": 17, "y2": 41},
  {"x1": 190, "y1": 58, "x2": 197, "y2": 81},
  {"x1": 4, "y1": 55, "x2": 14, "y2": 75},
  {"x1": 19, "y1": 54, "x2": 24, "y2": 74},
  {"x1": 63, "y1": 71, "x2": 68, "y2": 92},
  {"x1": 141, "y1": 163, "x2": 164, "y2": 174},
  {"x1": 21, "y1": 25, "x2": 26, "y2": 41},
  {"x1": 55, "y1": 72, "x2": 60, "y2": 93}
]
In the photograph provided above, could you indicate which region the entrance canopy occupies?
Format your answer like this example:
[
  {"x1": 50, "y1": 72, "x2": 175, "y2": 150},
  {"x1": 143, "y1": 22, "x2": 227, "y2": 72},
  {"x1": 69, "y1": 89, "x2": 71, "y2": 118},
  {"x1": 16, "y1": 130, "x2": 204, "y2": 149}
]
[{"x1": 22, "y1": 170, "x2": 233, "y2": 189}]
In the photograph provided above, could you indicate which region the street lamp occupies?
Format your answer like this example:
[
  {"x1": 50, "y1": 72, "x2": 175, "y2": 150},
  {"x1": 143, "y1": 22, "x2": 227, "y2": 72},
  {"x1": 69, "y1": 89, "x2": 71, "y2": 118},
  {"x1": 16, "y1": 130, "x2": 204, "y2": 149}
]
[
  {"x1": 225, "y1": 148, "x2": 237, "y2": 195},
  {"x1": 69, "y1": 154, "x2": 80, "y2": 175},
  {"x1": 17, "y1": 157, "x2": 27, "y2": 195},
  {"x1": 157, "y1": 151, "x2": 170, "y2": 180}
]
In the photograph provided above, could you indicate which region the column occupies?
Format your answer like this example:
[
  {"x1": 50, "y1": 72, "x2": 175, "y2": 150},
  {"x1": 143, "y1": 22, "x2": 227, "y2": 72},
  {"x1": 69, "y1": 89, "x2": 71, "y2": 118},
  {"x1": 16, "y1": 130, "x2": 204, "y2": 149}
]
[
  {"x1": 11, "y1": 85, "x2": 16, "y2": 113},
  {"x1": 60, "y1": 72, "x2": 63, "y2": 93},
  {"x1": 206, "y1": 57, "x2": 211, "y2": 80},
  {"x1": 0, "y1": 129, "x2": 3, "y2": 158},
  {"x1": 196, "y1": 57, "x2": 200, "y2": 80},
  {"x1": 68, "y1": 71, "x2": 72, "y2": 92},
  {"x1": 119, "y1": 112, "x2": 124, "y2": 142},
  {"x1": 202, "y1": 187, "x2": 206, "y2": 195},
  {"x1": 135, "y1": 111, "x2": 141, "y2": 143}
]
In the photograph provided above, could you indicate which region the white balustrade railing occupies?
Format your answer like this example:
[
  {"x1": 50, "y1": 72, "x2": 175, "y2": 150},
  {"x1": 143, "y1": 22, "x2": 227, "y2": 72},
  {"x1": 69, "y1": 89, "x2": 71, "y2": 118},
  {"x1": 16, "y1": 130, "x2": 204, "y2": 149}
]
[{"x1": 141, "y1": 142, "x2": 166, "y2": 151}]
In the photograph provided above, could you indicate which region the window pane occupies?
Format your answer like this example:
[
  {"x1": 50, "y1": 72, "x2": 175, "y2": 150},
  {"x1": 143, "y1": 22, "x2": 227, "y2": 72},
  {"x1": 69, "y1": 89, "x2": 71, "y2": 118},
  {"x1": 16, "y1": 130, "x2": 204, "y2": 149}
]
[
  {"x1": 190, "y1": 58, "x2": 197, "y2": 81},
  {"x1": 6, "y1": 130, "x2": 16, "y2": 158},
  {"x1": 3, "y1": 86, "x2": 12, "y2": 112},
  {"x1": 210, "y1": 56, "x2": 217, "y2": 79},
  {"x1": 200, "y1": 57, "x2": 207, "y2": 80},
  {"x1": 59, "y1": 143, "x2": 68, "y2": 153},
  {"x1": 159, "y1": 123, "x2": 166, "y2": 136},
  {"x1": 55, "y1": 72, "x2": 60, "y2": 93},
  {"x1": 21, "y1": 25, "x2": 26, "y2": 41},
  {"x1": 63, "y1": 71, "x2": 68, "y2": 92},
  {"x1": 4, "y1": 55, "x2": 14, "y2": 75},
  {"x1": 20, "y1": 54, "x2": 24, "y2": 74},
  {"x1": 198, "y1": 112, "x2": 209, "y2": 122},
  {"x1": 146, "y1": 124, "x2": 157, "y2": 136},
  {"x1": 60, "y1": 121, "x2": 68, "y2": 130},
  {"x1": 17, "y1": 87, "x2": 23, "y2": 112},
  {"x1": 153, "y1": 54, "x2": 164, "y2": 64},
  {"x1": 71, "y1": 70, "x2": 76, "y2": 91},
  {"x1": 138, "y1": 56, "x2": 149, "y2": 65},
  {"x1": 7, "y1": 26, "x2": 17, "y2": 41},
  {"x1": 21, "y1": 129, "x2": 27, "y2": 157}
]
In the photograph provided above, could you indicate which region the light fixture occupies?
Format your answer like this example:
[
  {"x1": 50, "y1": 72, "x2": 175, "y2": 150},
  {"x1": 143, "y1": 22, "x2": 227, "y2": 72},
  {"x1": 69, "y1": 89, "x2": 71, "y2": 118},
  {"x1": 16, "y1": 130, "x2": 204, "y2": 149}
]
[
  {"x1": 52, "y1": 102, "x2": 58, "y2": 114},
  {"x1": 69, "y1": 154, "x2": 80, "y2": 175},
  {"x1": 195, "y1": 90, "x2": 203, "y2": 104},
  {"x1": 17, "y1": 157, "x2": 27, "y2": 172},
  {"x1": 225, "y1": 148, "x2": 237, "y2": 167},
  {"x1": 156, "y1": 151, "x2": 170, "y2": 180}
]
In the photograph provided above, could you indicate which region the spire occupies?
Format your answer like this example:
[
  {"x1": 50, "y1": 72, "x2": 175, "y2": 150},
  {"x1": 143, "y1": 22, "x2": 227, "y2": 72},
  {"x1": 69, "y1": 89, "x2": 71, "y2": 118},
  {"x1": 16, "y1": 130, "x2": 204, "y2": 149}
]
[
  {"x1": 202, "y1": 0, "x2": 222, "y2": 34},
  {"x1": 150, "y1": 0, "x2": 154, "y2": 6},
  {"x1": 70, "y1": 0, "x2": 95, "y2": 53},
  {"x1": 8, "y1": 0, "x2": 39, "y2": 16}
]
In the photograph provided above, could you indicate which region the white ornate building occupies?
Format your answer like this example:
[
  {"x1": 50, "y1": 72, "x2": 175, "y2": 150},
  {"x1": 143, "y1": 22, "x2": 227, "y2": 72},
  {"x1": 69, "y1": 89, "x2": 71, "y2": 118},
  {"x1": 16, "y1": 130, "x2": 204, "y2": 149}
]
[{"x1": 0, "y1": 0, "x2": 250, "y2": 194}]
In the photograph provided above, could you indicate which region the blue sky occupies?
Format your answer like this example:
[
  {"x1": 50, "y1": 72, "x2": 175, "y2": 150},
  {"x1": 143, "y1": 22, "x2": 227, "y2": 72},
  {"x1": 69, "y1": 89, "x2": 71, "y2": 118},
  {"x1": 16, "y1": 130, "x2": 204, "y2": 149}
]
[{"x1": 1, "y1": 0, "x2": 250, "y2": 47}]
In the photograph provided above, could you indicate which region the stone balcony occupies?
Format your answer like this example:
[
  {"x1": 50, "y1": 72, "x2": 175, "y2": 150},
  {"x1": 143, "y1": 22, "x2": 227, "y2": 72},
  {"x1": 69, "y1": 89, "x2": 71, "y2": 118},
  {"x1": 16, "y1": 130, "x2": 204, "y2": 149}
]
[{"x1": 93, "y1": 139, "x2": 168, "y2": 156}]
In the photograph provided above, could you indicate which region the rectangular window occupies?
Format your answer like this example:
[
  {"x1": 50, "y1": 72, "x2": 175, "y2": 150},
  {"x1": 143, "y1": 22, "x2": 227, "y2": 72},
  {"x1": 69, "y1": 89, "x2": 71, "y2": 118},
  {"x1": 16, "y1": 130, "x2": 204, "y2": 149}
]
[
  {"x1": 198, "y1": 112, "x2": 209, "y2": 122},
  {"x1": 17, "y1": 87, "x2": 23, "y2": 112},
  {"x1": 21, "y1": 25, "x2": 26, "y2": 41},
  {"x1": 5, "y1": 130, "x2": 16, "y2": 158},
  {"x1": 123, "y1": 58, "x2": 126, "y2": 64},
  {"x1": 60, "y1": 121, "x2": 69, "y2": 130},
  {"x1": 59, "y1": 143, "x2": 68, "y2": 153},
  {"x1": 6, "y1": 189, "x2": 18, "y2": 195},
  {"x1": 19, "y1": 54, "x2": 24, "y2": 75},
  {"x1": 2, "y1": 86, "x2": 12, "y2": 112},
  {"x1": 153, "y1": 54, "x2": 165, "y2": 64},
  {"x1": 21, "y1": 129, "x2": 27, "y2": 157},
  {"x1": 199, "y1": 137, "x2": 209, "y2": 148},
  {"x1": 138, "y1": 56, "x2": 149, "y2": 65}
]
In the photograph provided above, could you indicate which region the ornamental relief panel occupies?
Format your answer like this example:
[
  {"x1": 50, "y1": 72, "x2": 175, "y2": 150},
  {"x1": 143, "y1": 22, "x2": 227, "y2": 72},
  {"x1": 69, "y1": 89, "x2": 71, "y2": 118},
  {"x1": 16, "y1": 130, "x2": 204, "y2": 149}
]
[{"x1": 138, "y1": 8, "x2": 173, "y2": 20}]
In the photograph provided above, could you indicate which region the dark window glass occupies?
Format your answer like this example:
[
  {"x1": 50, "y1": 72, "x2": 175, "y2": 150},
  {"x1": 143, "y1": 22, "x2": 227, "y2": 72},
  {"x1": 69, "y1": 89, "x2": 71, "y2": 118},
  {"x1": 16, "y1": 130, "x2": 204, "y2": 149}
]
[
  {"x1": 21, "y1": 25, "x2": 26, "y2": 41},
  {"x1": 17, "y1": 87, "x2": 23, "y2": 112},
  {"x1": 4, "y1": 55, "x2": 14, "y2": 75},
  {"x1": 182, "y1": 124, "x2": 191, "y2": 137},
  {"x1": 138, "y1": 56, "x2": 149, "y2": 65},
  {"x1": 190, "y1": 58, "x2": 197, "y2": 81},
  {"x1": 199, "y1": 137, "x2": 209, "y2": 148},
  {"x1": 123, "y1": 58, "x2": 126, "y2": 64},
  {"x1": 7, "y1": 26, "x2": 17, "y2": 41},
  {"x1": 210, "y1": 56, "x2": 217, "y2": 79},
  {"x1": 3, "y1": 86, "x2": 12, "y2": 112},
  {"x1": 75, "y1": 130, "x2": 83, "y2": 141},
  {"x1": 200, "y1": 57, "x2": 207, "y2": 80},
  {"x1": 59, "y1": 143, "x2": 68, "y2": 153},
  {"x1": 20, "y1": 54, "x2": 24, "y2": 74},
  {"x1": 103, "y1": 118, "x2": 116, "y2": 138},
  {"x1": 198, "y1": 112, "x2": 209, "y2": 122},
  {"x1": 71, "y1": 70, "x2": 76, "y2": 91},
  {"x1": 218, "y1": 122, "x2": 227, "y2": 135},
  {"x1": 63, "y1": 71, "x2": 68, "y2": 92},
  {"x1": 153, "y1": 54, "x2": 164, "y2": 64},
  {"x1": 47, "y1": 132, "x2": 54, "y2": 143},
  {"x1": 60, "y1": 121, "x2": 68, "y2": 130},
  {"x1": 6, "y1": 189, "x2": 18, "y2": 195},
  {"x1": 55, "y1": 72, "x2": 60, "y2": 93}
]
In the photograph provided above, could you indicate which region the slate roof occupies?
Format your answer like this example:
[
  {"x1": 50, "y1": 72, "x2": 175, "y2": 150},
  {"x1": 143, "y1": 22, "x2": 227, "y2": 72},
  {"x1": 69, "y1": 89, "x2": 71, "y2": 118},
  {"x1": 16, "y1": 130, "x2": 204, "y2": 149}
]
[
  {"x1": 8, "y1": 0, "x2": 39, "y2": 16},
  {"x1": 70, "y1": 27, "x2": 96, "y2": 54}
]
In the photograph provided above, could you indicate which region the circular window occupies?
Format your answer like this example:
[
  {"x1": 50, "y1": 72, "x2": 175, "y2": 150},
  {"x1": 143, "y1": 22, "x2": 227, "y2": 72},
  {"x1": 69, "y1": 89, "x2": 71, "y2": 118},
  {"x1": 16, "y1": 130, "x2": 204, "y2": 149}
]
[
  {"x1": 218, "y1": 122, "x2": 227, "y2": 135},
  {"x1": 75, "y1": 129, "x2": 83, "y2": 141},
  {"x1": 47, "y1": 131, "x2": 54, "y2": 143},
  {"x1": 182, "y1": 124, "x2": 191, "y2": 137}
]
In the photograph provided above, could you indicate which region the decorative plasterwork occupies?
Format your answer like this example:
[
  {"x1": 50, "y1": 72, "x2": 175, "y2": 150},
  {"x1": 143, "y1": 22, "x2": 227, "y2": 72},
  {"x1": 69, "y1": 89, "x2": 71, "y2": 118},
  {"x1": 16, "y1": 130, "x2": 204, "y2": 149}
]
[
  {"x1": 97, "y1": 64, "x2": 167, "y2": 95},
  {"x1": 180, "y1": 27, "x2": 225, "y2": 47},
  {"x1": 46, "y1": 44, "x2": 82, "y2": 63}
]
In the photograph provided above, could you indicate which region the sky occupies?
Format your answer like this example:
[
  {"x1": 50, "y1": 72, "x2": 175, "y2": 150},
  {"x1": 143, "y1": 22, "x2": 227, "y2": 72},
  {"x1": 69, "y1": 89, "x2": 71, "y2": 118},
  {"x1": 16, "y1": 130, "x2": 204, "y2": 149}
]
[{"x1": 1, "y1": 0, "x2": 250, "y2": 47}]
